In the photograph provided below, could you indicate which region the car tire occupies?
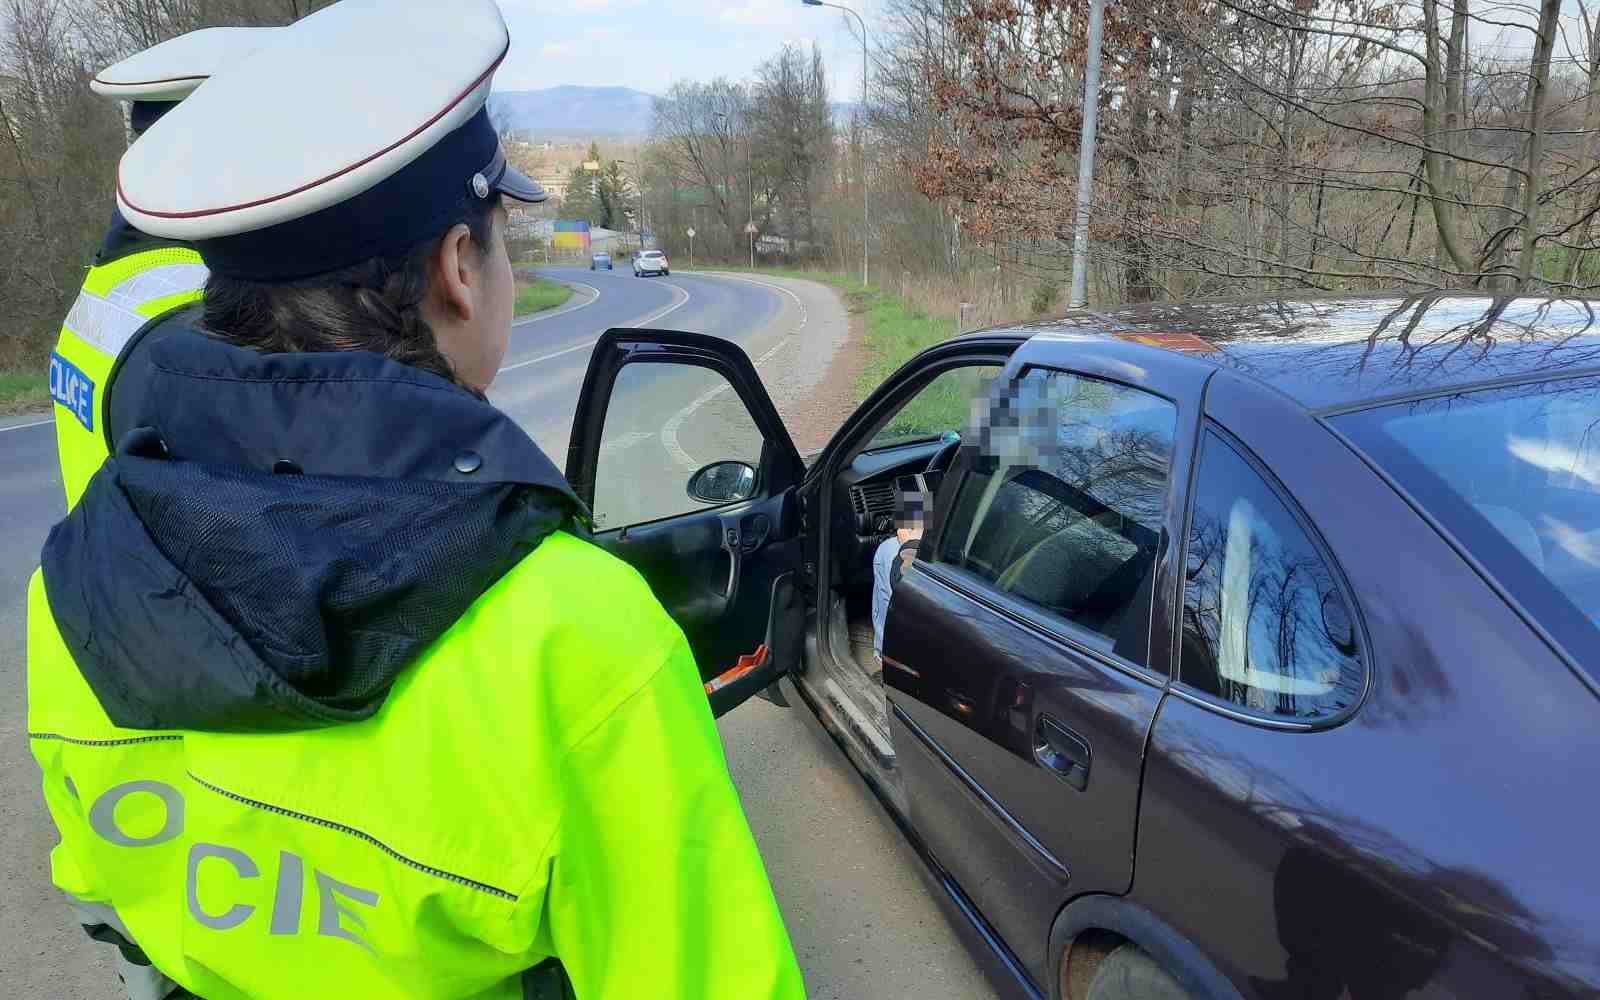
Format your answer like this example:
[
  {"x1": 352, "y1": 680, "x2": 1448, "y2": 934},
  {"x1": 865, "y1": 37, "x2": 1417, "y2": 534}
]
[
  {"x1": 663, "y1": 269, "x2": 670, "y2": 276},
  {"x1": 1084, "y1": 945, "x2": 1192, "y2": 1000}
]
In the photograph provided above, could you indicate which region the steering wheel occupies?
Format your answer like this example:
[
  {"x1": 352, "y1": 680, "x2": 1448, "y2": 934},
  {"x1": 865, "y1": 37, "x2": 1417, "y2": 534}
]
[{"x1": 925, "y1": 430, "x2": 962, "y2": 477}]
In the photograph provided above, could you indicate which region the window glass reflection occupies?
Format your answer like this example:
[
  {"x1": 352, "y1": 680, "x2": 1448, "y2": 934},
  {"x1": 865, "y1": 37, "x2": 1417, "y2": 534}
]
[
  {"x1": 1180, "y1": 432, "x2": 1363, "y2": 719},
  {"x1": 938, "y1": 369, "x2": 1176, "y2": 659}
]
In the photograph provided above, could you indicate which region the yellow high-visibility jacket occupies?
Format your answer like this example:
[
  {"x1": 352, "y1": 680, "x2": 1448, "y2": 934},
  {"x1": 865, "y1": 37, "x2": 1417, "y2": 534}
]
[
  {"x1": 29, "y1": 325, "x2": 804, "y2": 1000},
  {"x1": 50, "y1": 239, "x2": 206, "y2": 509}
]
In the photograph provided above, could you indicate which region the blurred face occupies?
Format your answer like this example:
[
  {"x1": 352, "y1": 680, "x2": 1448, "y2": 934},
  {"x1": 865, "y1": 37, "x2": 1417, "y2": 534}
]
[{"x1": 424, "y1": 200, "x2": 513, "y2": 393}]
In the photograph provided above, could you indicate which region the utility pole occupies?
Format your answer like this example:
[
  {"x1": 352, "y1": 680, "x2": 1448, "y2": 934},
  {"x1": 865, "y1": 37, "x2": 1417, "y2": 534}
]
[
  {"x1": 616, "y1": 158, "x2": 646, "y2": 250},
  {"x1": 747, "y1": 138, "x2": 755, "y2": 267},
  {"x1": 583, "y1": 157, "x2": 600, "y2": 261},
  {"x1": 1067, "y1": 0, "x2": 1105, "y2": 308},
  {"x1": 803, "y1": 0, "x2": 869, "y2": 286}
]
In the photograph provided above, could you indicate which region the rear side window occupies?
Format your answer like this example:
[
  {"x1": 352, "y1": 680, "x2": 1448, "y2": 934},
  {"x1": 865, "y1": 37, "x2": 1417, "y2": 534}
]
[
  {"x1": 1179, "y1": 430, "x2": 1364, "y2": 720},
  {"x1": 936, "y1": 368, "x2": 1177, "y2": 660}
]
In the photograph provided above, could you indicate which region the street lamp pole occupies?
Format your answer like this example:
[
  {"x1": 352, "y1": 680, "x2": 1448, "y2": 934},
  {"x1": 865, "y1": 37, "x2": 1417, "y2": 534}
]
[
  {"x1": 803, "y1": 0, "x2": 868, "y2": 287},
  {"x1": 1067, "y1": 0, "x2": 1106, "y2": 308}
]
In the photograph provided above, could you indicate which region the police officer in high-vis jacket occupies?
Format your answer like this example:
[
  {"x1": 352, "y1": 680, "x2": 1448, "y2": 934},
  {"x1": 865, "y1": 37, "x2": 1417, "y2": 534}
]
[
  {"x1": 51, "y1": 27, "x2": 277, "y2": 510},
  {"x1": 27, "y1": 1, "x2": 806, "y2": 998}
]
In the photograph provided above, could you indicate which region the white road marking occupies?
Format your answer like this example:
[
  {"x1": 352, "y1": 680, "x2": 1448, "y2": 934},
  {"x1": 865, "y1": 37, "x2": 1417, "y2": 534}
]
[
  {"x1": 497, "y1": 280, "x2": 690, "y2": 375},
  {"x1": 599, "y1": 430, "x2": 655, "y2": 457},
  {"x1": 496, "y1": 339, "x2": 600, "y2": 373},
  {"x1": 688, "y1": 271, "x2": 808, "y2": 334},
  {"x1": 626, "y1": 279, "x2": 692, "y2": 328},
  {"x1": 0, "y1": 417, "x2": 53, "y2": 435},
  {"x1": 660, "y1": 379, "x2": 735, "y2": 470},
  {"x1": 658, "y1": 272, "x2": 808, "y2": 470}
]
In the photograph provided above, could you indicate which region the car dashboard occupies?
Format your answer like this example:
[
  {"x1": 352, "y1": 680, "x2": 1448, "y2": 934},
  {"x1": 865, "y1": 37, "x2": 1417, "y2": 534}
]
[{"x1": 831, "y1": 438, "x2": 949, "y2": 589}]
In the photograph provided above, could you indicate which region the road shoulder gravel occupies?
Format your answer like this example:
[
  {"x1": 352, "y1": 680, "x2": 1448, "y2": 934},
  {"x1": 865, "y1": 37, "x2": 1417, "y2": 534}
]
[
  {"x1": 719, "y1": 686, "x2": 1001, "y2": 1000},
  {"x1": 683, "y1": 271, "x2": 862, "y2": 456}
]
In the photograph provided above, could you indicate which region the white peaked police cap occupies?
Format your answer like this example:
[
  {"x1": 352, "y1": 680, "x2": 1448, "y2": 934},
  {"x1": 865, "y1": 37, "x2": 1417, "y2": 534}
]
[
  {"x1": 116, "y1": 0, "x2": 545, "y2": 284},
  {"x1": 92, "y1": 27, "x2": 283, "y2": 103}
]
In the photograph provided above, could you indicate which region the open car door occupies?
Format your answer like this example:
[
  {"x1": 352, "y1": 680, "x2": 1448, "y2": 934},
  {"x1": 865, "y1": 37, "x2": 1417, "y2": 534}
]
[{"x1": 566, "y1": 328, "x2": 806, "y2": 717}]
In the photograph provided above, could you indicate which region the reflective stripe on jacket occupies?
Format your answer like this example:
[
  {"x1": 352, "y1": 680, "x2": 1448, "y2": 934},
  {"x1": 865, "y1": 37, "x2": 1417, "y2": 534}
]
[
  {"x1": 28, "y1": 531, "x2": 806, "y2": 999},
  {"x1": 51, "y1": 246, "x2": 207, "y2": 509}
]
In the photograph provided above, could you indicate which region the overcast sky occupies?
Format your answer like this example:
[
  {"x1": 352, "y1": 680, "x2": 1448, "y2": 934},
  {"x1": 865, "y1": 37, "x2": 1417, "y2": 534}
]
[
  {"x1": 494, "y1": 0, "x2": 870, "y2": 99},
  {"x1": 489, "y1": 0, "x2": 1600, "y2": 102}
]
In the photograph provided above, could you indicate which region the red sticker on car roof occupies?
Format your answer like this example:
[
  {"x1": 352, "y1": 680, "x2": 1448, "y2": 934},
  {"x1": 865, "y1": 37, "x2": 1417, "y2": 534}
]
[{"x1": 1115, "y1": 331, "x2": 1219, "y2": 353}]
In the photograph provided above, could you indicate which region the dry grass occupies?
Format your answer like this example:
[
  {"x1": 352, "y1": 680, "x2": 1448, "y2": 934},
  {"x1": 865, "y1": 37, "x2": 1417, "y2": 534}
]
[
  {"x1": 705, "y1": 262, "x2": 1044, "y2": 334},
  {"x1": 0, "y1": 371, "x2": 48, "y2": 415},
  {"x1": 881, "y1": 268, "x2": 1044, "y2": 334}
]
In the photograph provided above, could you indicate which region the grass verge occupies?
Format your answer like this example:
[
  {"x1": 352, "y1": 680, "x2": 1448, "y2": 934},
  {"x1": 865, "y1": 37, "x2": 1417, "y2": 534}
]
[
  {"x1": 0, "y1": 371, "x2": 49, "y2": 415},
  {"x1": 514, "y1": 275, "x2": 574, "y2": 317},
  {"x1": 702, "y1": 266, "x2": 986, "y2": 437}
]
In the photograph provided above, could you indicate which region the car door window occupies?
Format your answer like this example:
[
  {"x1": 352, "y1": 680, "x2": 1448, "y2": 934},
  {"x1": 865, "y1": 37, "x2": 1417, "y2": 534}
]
[
  {"x1": 935, "y1": 368, "x2": 1177, "y2": 659},
  {"x1": 865, "y1": 366, "x2": 1001, "y2": 451},
  {"x1": 1179, "y1": 430, "x2": 1364, "y2": 720},
  {"x1": 592, "y1": 361, "x2": 765, "y2": 531}
]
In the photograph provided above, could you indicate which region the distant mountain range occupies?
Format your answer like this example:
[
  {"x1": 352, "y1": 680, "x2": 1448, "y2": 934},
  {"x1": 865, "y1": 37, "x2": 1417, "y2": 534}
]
[
  {"x1": 489, "y1": 86, "x2": 656, "y2": 137},
  {"x1": 490, "y1": 85, "x2": 864, "y2": 139}
]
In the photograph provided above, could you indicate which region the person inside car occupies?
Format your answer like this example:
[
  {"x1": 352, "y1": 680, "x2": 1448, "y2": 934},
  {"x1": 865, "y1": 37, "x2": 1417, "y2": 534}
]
[{"x1": 871, "y1": 477, "x2": 930, "y2": 667}]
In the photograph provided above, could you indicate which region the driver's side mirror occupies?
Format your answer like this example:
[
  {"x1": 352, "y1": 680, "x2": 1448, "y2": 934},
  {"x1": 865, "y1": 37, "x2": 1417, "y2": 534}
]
[{"x1": 687, "y1": 460, "x2": 758, "y2": 503}]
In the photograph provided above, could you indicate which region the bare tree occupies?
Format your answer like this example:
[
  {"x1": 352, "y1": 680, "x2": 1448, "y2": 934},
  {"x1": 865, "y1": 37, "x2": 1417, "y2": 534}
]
[
  {"x1": 650, "y1": 79, "x2": 753, "y2": 259},
  {"x1": 0, "y1": 0, "x2": 332, "y2": 370},
  {"x1": 748, "y1": 42, "x2": 834, "y2": 255},
  {"x1": 891, "y1": 0, "x2": 1600, "y2": 301}
]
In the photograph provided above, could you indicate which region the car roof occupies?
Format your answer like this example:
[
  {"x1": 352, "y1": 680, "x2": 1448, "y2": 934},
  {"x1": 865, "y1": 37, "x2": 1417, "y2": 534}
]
[{"x1": 1006, "y1": 293, "x2": 1600, "y2": 411}]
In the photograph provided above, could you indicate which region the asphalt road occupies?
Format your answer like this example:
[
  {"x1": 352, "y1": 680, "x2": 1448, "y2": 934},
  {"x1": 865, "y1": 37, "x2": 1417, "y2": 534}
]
[{"x1": 0, "y1": 268, "x2": 996, "y2": 998}]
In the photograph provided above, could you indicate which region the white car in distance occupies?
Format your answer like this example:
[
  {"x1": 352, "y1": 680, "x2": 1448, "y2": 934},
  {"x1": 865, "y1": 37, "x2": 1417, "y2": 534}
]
[{"x1": 633, "y1": 249, "x2": 670, "y2": 277}]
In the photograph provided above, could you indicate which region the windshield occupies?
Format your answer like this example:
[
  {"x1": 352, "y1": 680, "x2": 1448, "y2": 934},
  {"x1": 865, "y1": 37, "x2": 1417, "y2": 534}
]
[
  {"x1": 643, "y1": 251, "x2": 664, "y2": 258},
  {"x1": 1335, "y1": 375, "x2": 1600, "y2": 670}
]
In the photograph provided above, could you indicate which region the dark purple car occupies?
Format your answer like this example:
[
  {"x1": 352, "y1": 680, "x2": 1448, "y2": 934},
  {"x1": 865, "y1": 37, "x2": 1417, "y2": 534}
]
[{"x1": 568, "y1": 294, "x2": 1600, "y2": 999}]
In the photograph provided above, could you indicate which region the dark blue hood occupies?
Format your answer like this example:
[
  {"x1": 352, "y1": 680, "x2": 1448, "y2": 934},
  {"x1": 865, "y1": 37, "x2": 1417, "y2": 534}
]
[{"x1": 42, "y1": 327, "x2": 586, "y2": 732}]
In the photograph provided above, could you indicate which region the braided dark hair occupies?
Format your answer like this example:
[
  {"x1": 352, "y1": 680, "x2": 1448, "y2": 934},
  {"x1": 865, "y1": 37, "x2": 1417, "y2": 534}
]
[{"x1": 200, "y1": 196, "x2": 500, "y2": 390}]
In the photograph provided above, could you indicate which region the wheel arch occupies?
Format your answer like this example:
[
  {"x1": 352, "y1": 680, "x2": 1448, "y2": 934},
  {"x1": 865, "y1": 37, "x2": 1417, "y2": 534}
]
[{"x1": 1048, "y1": 895, "x2": 1243, "y2": 1000}]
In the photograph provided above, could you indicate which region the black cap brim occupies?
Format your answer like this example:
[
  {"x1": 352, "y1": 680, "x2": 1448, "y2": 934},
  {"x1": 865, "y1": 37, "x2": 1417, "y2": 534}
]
[{"x1": 493, "y1": 160, "x2": 546, "y2": 204}]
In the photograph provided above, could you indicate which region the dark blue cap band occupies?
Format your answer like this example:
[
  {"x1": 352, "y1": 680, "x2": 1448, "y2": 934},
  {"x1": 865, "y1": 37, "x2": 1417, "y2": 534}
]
[
  {"x1": 130, "y1": 101, "x2": 178, "y2": 134},
  {"x1": 195, "y1": 107, "x2": 535, "y2": 284}
]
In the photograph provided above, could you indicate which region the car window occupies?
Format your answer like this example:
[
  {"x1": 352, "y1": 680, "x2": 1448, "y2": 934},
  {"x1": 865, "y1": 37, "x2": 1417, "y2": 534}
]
[
  {"x1": 1179, "y1": 430, "x2": 1364, "y2": 720},
  {"x1": 866, "y1": 366, "x2": 1001, "y2": 451},
  {"x1": 935, "y1": 368, "x2": 1176, "y2": 660},
  {"x1": 1333, "y1": 374, "x2": 1600, "y2": 675},
  {"x1": 592, "y1": 362, "x2": 765, "y2": 531}
]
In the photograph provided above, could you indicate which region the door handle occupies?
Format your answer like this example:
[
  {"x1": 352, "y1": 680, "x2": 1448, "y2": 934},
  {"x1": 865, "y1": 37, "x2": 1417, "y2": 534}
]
[
  {"x1": 716, "y1": 522, "x2": 742, "y2": 602},
  {"x1": 1034, "y1": 714, "x2": 1091, "y2": 791}
]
